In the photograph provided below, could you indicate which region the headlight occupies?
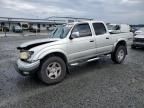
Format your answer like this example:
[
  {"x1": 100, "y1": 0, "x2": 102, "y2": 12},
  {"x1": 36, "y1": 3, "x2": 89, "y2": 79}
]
[{"x1": 19, "y1": 51, "x2": 33, "y2": 60}]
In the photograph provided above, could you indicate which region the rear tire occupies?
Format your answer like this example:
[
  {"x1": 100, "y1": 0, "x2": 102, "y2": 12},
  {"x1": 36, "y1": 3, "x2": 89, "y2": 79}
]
[
  {"x1": 39, "y1": 56, "x2": 66, "y2": 84},
  {"x1": 111, "y1": 45, "x2": 127, "y2": 64}
]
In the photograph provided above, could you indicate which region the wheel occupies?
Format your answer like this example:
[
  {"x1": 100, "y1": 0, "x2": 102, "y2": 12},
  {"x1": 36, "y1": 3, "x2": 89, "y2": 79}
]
[
  {"x1": 39, "y1": 56, "x2": 66, "y2": 84},
  {"x1": 111, "y1": 45, "x2": 127, "y2": 64},
  {"x1": 131, "y1": 45, "x2": 136, "y2": 49}
]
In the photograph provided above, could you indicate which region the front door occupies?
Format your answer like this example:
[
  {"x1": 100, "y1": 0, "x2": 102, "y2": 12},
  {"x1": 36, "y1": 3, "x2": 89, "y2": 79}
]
[{"x1": 67, "y1": 23, "x2": 96, "y2": 63}]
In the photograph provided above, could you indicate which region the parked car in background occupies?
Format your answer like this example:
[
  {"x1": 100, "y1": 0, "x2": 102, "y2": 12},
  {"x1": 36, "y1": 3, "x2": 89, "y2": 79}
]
[
  {"x1": 130, "y1": 27, "x2": 138, "y2": 34},
  {"x1": 3, "y1": 26, "x2": 9, "y2": 32},
  {"x1": 21, "y1": 23, "x2": 29, "y2": 31},
  {"x1": 15, "y1": 20, "x2": 133, "y2": 84},
  {"x1": 107, "y1": 23, "x2": 131, "y2": 34},
  {"x1": 131, "y1": 27, "x2": 144, "y2": 49},
  {"x1": 48, "y1": 26, "x2": 56, "y2": 31},
  {"x1": 29, "y1": 25, "x2": 40, "y2": 33},
  {"x1": 134, "y1": 28, "x2": 144, "y2": 35},
  {"x1": 13, "y1": 25, "x2": 23, "y2": 33}
]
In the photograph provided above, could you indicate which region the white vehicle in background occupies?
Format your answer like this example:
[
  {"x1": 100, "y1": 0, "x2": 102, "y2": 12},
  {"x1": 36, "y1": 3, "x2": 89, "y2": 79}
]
[
  {"x1": 29, "y1": 25, "x2": 40, "y2": 33},
  {"x1": 13, "y1": 25, "x2": 23, "y2": 33},
  {"x1": 48, "y1": 26, "x2": 56, "y2": 31},
  {"x1": 107, "y1": 23, "x2": 131, "y2": 34},
  {"x1": 134, "y1": 28, "x2": 144, "y2": 35},
  {"x1": 15, "y1": 21, "x2": 133, "y2": 84},
  {"x1": 131, "y1": 27, "x2": 144, "y2": 49}
]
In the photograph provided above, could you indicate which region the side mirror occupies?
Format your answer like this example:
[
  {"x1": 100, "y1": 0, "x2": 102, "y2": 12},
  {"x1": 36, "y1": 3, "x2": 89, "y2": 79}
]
[
  {"x1": 115, "y1": 25, "x2": 120, "y2": 30},
  {"x1": 70, "y1": 32, "x2": 79, "y2": 39}
]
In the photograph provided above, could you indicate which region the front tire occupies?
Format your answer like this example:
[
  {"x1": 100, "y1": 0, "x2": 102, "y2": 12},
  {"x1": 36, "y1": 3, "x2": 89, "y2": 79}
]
[
  {"x1": 111, "y1": 45, "x2": 127, "y2": 64},
  {"x1": 39, "y1": 56, "x2": 66, "y2": 84}
]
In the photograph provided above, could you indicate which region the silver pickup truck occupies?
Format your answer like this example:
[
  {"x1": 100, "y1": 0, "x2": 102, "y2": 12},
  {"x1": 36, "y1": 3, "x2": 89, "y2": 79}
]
[{"x1": 15, "y1": 21, "x2": 133, "y2": 84}]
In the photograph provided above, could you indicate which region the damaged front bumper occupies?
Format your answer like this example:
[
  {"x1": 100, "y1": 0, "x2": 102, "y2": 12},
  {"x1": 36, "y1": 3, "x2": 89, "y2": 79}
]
[{"x1": 15, "y1": 59, "x2": 40, "y2": 76}]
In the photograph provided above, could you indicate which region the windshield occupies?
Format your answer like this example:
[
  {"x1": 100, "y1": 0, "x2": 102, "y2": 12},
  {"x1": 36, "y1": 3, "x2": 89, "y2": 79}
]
[
  {"x1": 107, "y1": 25, "x2": 115, "y2": 30},
  {"x1": 107, "y1": 24, "x2": 120, "y2": 30},
  {"x1": 50, "y1": 24, "x2": 73, "y2": 39}
]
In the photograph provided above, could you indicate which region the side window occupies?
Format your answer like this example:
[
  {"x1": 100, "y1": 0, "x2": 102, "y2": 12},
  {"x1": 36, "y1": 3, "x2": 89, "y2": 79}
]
[
  {"x1": 114, "y1": 25, "x2": 120, "y2": 30},
  {"x1": 72, "y1": 23, "x2": 92, "y2": 37},
  {"x1": 93, "y1": 23, "x2": 107, "y2": 35}
]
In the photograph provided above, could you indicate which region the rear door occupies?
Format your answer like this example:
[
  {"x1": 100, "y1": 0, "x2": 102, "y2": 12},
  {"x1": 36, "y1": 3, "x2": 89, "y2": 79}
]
[{"x1": 92, "y1": 23, "x2": 113, "y2": 54}]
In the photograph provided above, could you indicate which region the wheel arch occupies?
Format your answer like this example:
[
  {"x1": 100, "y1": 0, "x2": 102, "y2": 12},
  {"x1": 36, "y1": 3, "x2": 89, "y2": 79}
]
[
  {"x1": 40, "y1": 52, "x2": 70, "y2": 73},
  {"x1": 40, "y1": 52, "x2": 68, "y2": 64},
  {"x1": 112, "y1": 40, "x2": 127, "y2": 54}
]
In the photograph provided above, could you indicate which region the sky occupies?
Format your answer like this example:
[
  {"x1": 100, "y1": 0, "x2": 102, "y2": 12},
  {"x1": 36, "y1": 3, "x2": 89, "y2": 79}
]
[{"x1": 0, "y1": 0, "x2": 143, "y2": 24}]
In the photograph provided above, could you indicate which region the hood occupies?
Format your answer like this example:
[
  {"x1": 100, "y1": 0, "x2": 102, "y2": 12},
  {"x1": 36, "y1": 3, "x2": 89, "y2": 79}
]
[
  {"x1": 135, "y1": 30, "x2": 144, "y2": 35},
  {"x1": 17, "y1": 38, "x2": 59, "y2": 50},
  {"x1": 135, "y1": 34, "x2": 144, "y2": 39}
]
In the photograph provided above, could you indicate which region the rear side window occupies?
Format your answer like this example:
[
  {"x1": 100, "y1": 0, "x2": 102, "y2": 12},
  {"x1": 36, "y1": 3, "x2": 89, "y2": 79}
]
[
  {"x1": 72, "y1": 23, "x2": 92, "y2": 37},
  {"x1": 93, "y1": 23, "x2": 106, "y2": 35}
]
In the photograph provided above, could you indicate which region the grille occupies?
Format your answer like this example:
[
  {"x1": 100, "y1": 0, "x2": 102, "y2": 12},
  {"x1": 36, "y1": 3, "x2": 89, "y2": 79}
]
[{"x1": 134, "y1": 38, "x2": 144, "y2": 43}]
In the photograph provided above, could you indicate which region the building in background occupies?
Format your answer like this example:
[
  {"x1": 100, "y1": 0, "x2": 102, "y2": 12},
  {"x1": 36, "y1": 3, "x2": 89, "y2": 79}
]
[
  {"x1": 0, "y1": 17, "x2": 65, "y2": 32},
  {"x1": 0, "y1": 17, "x2": 93, "y2": 33},
  {"x1": 46, "y1": 16, "x2": 93, "y2": 23}
]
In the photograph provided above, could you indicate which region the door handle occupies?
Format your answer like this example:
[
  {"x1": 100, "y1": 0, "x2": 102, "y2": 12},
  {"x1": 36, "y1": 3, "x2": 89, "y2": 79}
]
[
  {"x1": 90, "y1": 40, "x2": 94, "y2": 42},
  {"x1": 106, "y1": 37, "x2": 109, "y2": 39}
]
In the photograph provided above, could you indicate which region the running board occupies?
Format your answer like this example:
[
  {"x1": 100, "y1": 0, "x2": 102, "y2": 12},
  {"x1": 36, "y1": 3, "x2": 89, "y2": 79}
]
[
  {"x1": 70, "y1": 63, "x2": 79, "y2": 66},
  {"x1": 87, "y1": 57, "x2": 100, "y2": 62},
  {"x1": 70, "y1": 57, "x2": 100, "y2": 66}
]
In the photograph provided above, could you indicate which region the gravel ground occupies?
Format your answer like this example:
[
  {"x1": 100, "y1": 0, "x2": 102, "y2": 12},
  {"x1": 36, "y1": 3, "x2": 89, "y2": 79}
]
[{"x1": 0, "y1": 36, "x2": 144, "y2": 108}]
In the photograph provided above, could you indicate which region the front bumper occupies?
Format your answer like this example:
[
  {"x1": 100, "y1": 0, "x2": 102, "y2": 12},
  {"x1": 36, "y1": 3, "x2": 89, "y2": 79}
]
[
  {"x1": 132, "y1": 42, "x2": 144, "y2": 47},
  {"x1": 15, "y1": 59, "x2": 40, "y2": 76}
]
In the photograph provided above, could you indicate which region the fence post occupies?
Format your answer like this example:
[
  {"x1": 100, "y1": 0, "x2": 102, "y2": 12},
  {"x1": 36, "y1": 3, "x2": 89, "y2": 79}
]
[{"x1": 4, "y1": 30, "x2": 6, "y2": 37}]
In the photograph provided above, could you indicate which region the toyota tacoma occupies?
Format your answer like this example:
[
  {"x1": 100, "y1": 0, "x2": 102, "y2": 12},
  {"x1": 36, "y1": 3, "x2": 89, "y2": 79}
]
[{"x1": 15, "y1": 21, "x2": 133, "y2": 84}]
